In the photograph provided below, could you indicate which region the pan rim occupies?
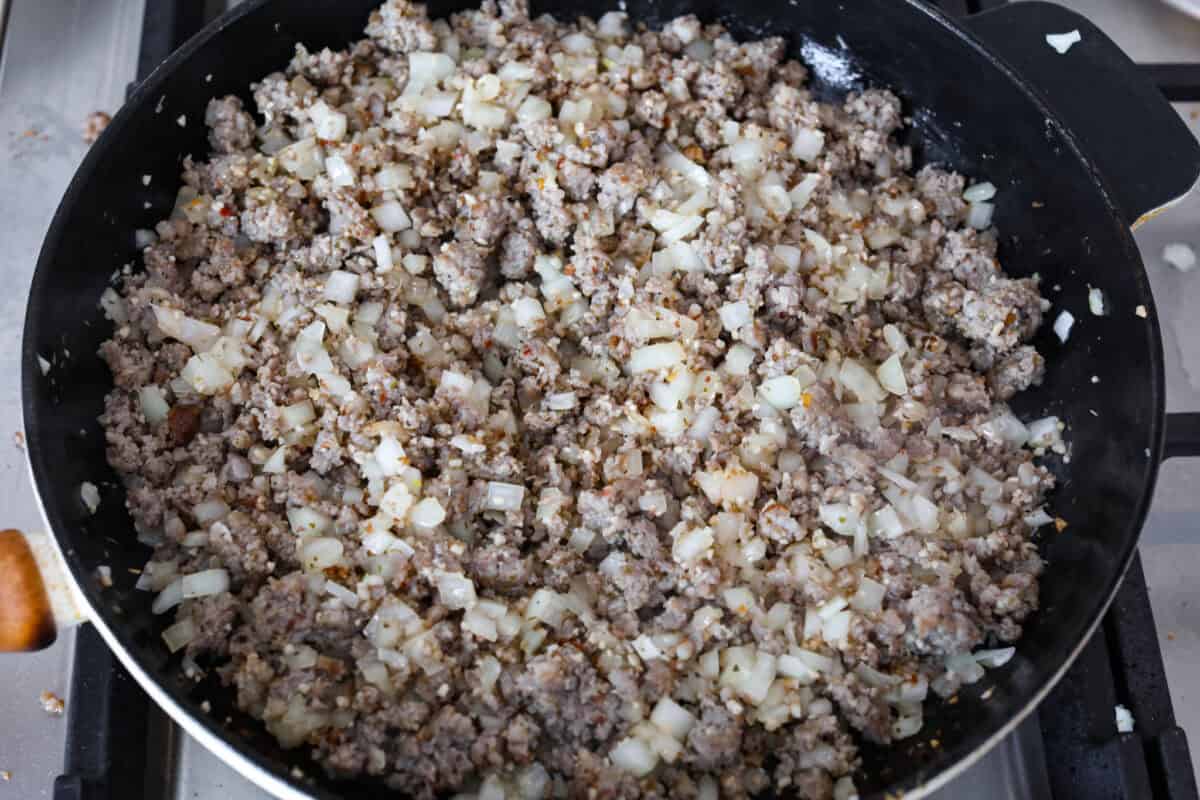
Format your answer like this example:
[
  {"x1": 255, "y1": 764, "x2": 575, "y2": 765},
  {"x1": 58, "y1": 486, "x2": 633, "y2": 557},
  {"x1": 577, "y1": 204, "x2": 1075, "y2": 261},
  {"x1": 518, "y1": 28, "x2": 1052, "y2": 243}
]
[{"x1": 20, "y1": 0, "x2": 1167, "y2": 797}]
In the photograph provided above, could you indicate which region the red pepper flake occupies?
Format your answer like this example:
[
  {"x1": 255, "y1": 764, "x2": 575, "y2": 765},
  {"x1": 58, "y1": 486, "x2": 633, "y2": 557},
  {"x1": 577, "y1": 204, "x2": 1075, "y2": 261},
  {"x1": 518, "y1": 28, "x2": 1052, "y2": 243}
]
[{"x1": 219, "y1": 205, "x2": 234, "y2": 217}]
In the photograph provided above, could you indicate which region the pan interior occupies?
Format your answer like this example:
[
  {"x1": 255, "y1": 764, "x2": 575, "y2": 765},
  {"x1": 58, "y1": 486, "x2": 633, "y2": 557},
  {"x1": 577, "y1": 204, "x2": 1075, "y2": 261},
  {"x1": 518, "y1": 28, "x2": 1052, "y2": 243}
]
[{"x1": 22, "y1": 0, "x2": 1161, "y2": 796}]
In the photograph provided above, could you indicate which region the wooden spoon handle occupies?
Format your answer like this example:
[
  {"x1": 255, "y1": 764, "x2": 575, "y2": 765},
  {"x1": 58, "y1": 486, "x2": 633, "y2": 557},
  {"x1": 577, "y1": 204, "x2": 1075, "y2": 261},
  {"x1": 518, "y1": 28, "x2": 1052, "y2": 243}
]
[{"x1": 0, "y1": 529, "x2": 57, "y2": 652}]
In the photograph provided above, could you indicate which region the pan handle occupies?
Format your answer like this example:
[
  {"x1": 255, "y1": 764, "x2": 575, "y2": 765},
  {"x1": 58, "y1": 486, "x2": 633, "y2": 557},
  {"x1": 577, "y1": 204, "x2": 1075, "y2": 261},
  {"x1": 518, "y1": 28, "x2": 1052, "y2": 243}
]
[
  {"x1": 0, "y1": 530, "x2": 86, "y2": 652},
  {"x1": 1164, "y1": 413, "x2": 1200, "y2": 460},
  {"x1": 961, "y1": 1, "x2": 1200, "y2": 229}
]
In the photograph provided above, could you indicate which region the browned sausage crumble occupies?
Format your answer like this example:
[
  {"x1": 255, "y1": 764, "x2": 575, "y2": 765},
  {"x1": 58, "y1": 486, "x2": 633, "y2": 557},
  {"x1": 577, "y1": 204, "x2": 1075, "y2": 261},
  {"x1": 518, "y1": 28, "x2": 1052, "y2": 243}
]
[{"x1": 97, "y1": 2, "x2": 1059, "y2": 797}]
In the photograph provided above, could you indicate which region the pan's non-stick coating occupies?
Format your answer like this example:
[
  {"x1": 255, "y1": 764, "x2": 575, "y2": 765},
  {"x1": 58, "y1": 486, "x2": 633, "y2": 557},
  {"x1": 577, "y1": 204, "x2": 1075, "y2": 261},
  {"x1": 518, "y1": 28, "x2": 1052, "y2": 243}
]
[{"x1": 23, "y1": 0, "x2": 1163, "y2": 796}]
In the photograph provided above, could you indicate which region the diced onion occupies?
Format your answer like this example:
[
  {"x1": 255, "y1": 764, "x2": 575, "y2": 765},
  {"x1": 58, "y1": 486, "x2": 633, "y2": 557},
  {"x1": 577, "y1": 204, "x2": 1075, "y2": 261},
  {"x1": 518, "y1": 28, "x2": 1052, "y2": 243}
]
[
  {"x1": 610, "y1": 736, "x2": 658, "y2": 777},
  {"x1": 1023, "y1": 508, "x2": 1054, "y2": 528},
  {"x1": 99, "y1": 288, "x2": 128, "y2": 324},
  {"x1": 381, "y1": 482, "x2": 415, "y2": 519},
  {"x1": 193, "y1": 499, "x2": 230, "y2": 525},
  {"x1": 1054, "y1": 310, "x2": 1074, "y2": 343},
  {"x1": 299, "y1": 537, "x2": 344, "y2": 571},
  {"x1": 278, "y1": 138, "x2": 324, "y2": 180},
  {"x1": 371, "y1": 201, "x2": 412, "y2": 232},
  {"x1": 1045, "y1": 29, "x2": 1082, "y2": 54},
  {"x1": 718, "y1": 301, "x2": 752, "y2": 333},
  {"x1": 818, "y1": 503, "x2": 861, "y2": 537},
  {"x1": 966, "y1": 202, "x2": 994, "y2": 230},
  {"x1": 850, "y1": 578, "x2": 885, "y2": 614},
  {"x1": 979, "y1": 411, "x2": 1030, "y2": 447},
  {"x1": 80, "y1": 482, "x2": 101, "y2": 515},
  {"x1": 650, "y1": 697, "x2": 696, "y2": 740},
  {"x1": 1088, "y1": 287, "x2": 1105, "y2": 316},
  {"x1": 288, "y1": 506, "x2": 331, "y2": 535},
  {"x1": 822, "y1": 610, "x2": 852, "y2": 644},
  {"x1": 309, "y1": 100, "x2": 347, "y2": 141},
  {"x1": 324, "y1": 270, "x2": 360, "y2": 304},
  {"x1": 483, "y1": 481, "x2": 525, "y2": 512},
  {"x1": 152, "y1": 306, "x2": 220, "y2": 352},
  {"x1": 963, "y1": 182, "x2": 996, "y2": 203},
  {"x1": 630, "y1": 342, "x2": 685, "y2": 374},
  {"x1": 946, "y1": 653, "x2": 986, "y2": 684},
  {"x1": 876, "y1": 354, "x2": 908, "y2": 395},
  {"x1": 436, "y1": 571, "x2": 477, "y2": 610},
  {"x1": 325, "y1": 580, "x2": 359, "y2": 608},
  {"x1": 162, "y1": 617, "x2": 197, "y2": 653},
  {"x1": 722, "y1": 343, "x2": 756, "y2": 376},
  {"x1": 791, "y1": 129, "x2": 825, "y2": 162},
  {"x1": 760, "y1": 375, "x2": 804, "y2": 409},
  {"x1": 512, "y1": 296, "x2": 546, "y2": 328},
  {"x1": 263, "y1": 446, "x2": 288, "y2": 474},
  {"x1": 526, "y1": 588, "x2": 567, "y2": 626},
  {"x1": 410, "y1": 497, "x2": 446, "y2": 530},
  {"x1": 823, "y1": 544, "x2": 853, "y2": 569},
  {"x1": 868, "y1": 505, "x2": 908, "y2": 539},
  {"x1": 1026, "y1": 416, "x2": 1063, "y2": 449},
  {"x1": 181, "y1": 568, "x2": 230, "y2": 599},
  {"x1": 325, "y1": 155, "x2": 355, "y2": 186},
  {"x1": 839, "y1": 359, "x2": 885, "y2": 403},
  {"x1": 973, "y1": 647, "x2": 1016, "y2": 668},
  {"x1": 1116, "y1": 704, "x2": 1135, "y2": 733}
]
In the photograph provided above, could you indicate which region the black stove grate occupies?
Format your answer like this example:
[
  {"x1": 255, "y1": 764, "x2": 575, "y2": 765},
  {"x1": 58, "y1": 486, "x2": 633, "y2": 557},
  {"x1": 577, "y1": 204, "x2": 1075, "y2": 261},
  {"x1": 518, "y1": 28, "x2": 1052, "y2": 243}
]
[{"x1": 55, "y1": 1, "x2": 1200, "y2": 798}]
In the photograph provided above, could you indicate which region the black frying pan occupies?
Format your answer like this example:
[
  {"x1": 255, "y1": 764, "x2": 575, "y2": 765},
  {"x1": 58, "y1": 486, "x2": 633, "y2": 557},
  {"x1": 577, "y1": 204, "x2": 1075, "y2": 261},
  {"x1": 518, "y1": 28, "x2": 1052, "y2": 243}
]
[{"x1": 16, "y1": 0, "x2": 1200, "y2": 797}]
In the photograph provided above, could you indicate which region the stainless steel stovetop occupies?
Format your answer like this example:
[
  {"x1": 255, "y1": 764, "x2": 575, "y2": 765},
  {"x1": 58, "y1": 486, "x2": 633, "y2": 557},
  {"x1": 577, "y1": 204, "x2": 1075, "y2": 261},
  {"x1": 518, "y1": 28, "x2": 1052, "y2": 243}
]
[{"x1": 0, "y1": 0, "x2": 1197, "y2": 798}]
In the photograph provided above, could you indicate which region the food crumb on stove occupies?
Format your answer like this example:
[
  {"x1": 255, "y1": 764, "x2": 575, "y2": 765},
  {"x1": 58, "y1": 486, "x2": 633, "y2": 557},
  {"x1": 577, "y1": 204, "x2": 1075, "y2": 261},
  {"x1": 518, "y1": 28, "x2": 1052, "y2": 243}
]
[
  {"x1": 290, "y1": 767, "x2": 305, "y2": 779},
  {"x1": 176, "y1": 114, "x2": 187, "y2": 128},
  {"x1": 1054, "y1": 310, "x2": 1075, "y2": 342},
  {"x1": 154, "y1": 95, "x2": 165, "y2": 114},
  {"x1": 96, "y1": 565, "x2": 112, "y2": 587},
  {"x1": 80, "y1": 482, "x2": 100, "y2": 515},
  {"x1": 1053, "y1": 517, "x2": 1069, "y2": 533},
  {"x1": 980, "y1": 687, "x2": 994, "y2": 701},
  {"x1": 12, "y1": 431, "x2": 23, "y2": 450},
  {"x1": 36, "y1": 355, "x2": 50, "y2": 375},
  {"x1": 930, "y1": 738, "x2": 941, "y2": 749},
  {"x1": 0, "y1": 769, "x2": 10, "y2": 781},
  {"x1": 1091, "y1": 375, "x2": 1100, "y2": 383},
  {"x1": 1045, "y1": 30, "x2": 1082, "y2": 54},
  {"x1": 1115, "y1": 704, "x2": 1135, "y2": 733},
  {"x1": 201, "y1": 700, "x2": 212, "y2": 713},
  {"x1": 1087, "y1": 286, "x2": 1105, "y2": 316},
  {"x1": 1031, "y1": 200, "x2": 1045, "y2": 208},
  {"x1": 39, "y1": 691, "x2": 64, "y2": 716},
  {"x1": 1145, "y1": 447, "x2": 1152, "y2": 457},
  {"x1": 1163, "y1": 242, "x2": 1197, "y2": 272},
  {"x1": 1088, "y1": 409, "x2": 1098, "y2": 417},
  {"x1": 82, "y1": 111, "x2": 111, "y2": 144},
  {"x1": 205, "y1": 73, "x2": 213, "y2": 83},
  {"x1": 1168, "y1": 631, "x2": 1177, "y2": 641},
  {"x1": 141, "y1": 174, "x2": 151, "y2": 186},
  {"x1": 1135, "y1": 304, "x2": 1149, "y2": 318}
]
